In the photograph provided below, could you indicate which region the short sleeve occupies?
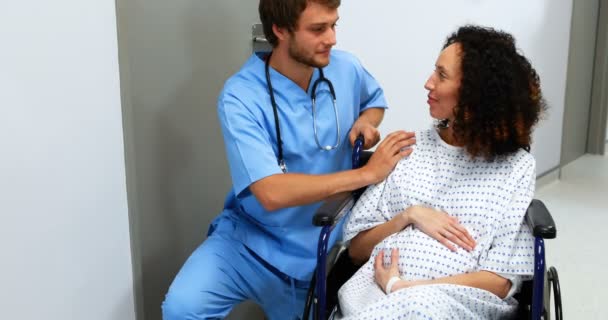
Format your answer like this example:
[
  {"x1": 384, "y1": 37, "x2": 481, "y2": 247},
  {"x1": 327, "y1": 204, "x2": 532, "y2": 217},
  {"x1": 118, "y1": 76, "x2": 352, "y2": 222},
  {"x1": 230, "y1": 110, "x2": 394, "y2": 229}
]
[
  {"x1": 218, "y1": 88, "x2": 282, "y2": 196},
  {"x1": 497, "y1": 273, "x2": 523, "y2": 299},
  {"x1": 343, "y1": 177, "x2": 392, "y2": 243},
  {"x1": 356, "y1": 60, "x2": 387, "y2": 113},
  {"x1": 358, "y1": 67, "x2": 387, "y2": 112},
  {"x1": 334, "y1": 50, "x2": 387, "y2": 113},
  {"x1": 479, "y1": 157, "x2": 536, "y2": 278}
]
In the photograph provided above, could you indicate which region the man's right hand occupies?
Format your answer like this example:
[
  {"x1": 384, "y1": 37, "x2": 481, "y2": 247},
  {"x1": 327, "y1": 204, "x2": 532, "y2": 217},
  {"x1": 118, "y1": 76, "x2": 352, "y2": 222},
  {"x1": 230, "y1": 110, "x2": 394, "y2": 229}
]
[{"x1": 362, "y1": 131, "x2": 416, "y2": 184}]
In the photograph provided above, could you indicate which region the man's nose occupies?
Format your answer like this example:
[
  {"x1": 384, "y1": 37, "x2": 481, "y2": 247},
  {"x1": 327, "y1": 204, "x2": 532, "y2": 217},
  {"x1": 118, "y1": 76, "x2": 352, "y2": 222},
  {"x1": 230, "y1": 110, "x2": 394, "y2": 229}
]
[{"x1": 324, "y1": 28, "x2": 337, "y2": 46}]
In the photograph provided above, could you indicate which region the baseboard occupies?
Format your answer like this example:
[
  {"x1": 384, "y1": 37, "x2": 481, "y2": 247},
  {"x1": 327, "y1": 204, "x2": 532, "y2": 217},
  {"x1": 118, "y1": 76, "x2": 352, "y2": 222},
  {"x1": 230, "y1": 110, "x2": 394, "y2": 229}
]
[{"x1": 536, "y1": 166, "x2": 560, "y2": 190}]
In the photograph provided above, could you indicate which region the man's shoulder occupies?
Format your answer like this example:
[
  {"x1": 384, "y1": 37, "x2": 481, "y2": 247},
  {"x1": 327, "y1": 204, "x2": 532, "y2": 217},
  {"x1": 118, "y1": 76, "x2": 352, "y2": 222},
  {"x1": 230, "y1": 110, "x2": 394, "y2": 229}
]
[
  {"x1": 221, "y1": 54, "x2": 265, "y2": 98},
  {"x1": 330, "y1": 49, "x2": 362, "y2": 67},
  {"x1": 226, "y1": 53, "x2": 263, "y2": 83}
]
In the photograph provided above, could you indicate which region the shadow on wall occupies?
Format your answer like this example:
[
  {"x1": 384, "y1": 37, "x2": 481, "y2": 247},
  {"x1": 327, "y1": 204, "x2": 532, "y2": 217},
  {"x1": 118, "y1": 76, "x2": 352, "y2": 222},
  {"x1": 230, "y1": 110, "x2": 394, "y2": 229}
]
[{"x1": 154, "y1": 2, "x2": 269, "y2": 318}]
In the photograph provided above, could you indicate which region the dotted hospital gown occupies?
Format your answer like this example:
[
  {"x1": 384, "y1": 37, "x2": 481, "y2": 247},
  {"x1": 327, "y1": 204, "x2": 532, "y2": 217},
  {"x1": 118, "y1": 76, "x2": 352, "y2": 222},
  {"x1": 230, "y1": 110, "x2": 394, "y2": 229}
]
[{"x1": 336, "y1": 129, "x2": 536, "y2": 320}]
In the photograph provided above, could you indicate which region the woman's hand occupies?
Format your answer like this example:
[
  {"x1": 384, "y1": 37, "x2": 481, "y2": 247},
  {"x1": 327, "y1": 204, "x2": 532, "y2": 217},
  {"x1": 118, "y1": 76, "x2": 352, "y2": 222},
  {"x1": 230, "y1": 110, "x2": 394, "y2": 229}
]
[
  {"x1": 374, "y1": 249, "x2": 401, "y2": 293},
  {"x1": 404, "y1": 206, "x2": 476, "y2": 252},
  {"x1": 374, "y1": 248, "x2": 417, "y2": 294}
]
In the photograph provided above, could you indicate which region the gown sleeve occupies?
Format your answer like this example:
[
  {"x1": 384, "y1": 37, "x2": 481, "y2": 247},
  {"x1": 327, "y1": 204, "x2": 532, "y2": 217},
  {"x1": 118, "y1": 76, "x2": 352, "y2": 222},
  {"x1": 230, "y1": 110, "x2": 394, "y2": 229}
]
[
  {"x1": 343, "y1": 176, "x2": 393, "y2": 243},
  {"x1": 478, "y1": 156, "x2": 536, "y2": 279}
]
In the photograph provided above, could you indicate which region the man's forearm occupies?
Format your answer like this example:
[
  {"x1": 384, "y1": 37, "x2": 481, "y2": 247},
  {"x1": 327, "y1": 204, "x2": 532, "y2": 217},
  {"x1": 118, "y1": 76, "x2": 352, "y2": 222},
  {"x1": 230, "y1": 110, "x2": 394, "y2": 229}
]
[
  {"x1": 249, "y1": 168, "x2": 376, "y2": 212},
  {"x1": 250, "y1": 130, "x2": 414, "y2": 211},
  {"x1": 357, "y1": 107, "x2": 385, "y2": 127}
]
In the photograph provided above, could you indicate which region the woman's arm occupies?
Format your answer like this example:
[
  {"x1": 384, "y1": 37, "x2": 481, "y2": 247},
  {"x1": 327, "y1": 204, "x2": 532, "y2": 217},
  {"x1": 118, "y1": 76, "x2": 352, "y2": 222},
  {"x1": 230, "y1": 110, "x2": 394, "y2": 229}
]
[
  {"x1": 349, "y1": 206, "x2": 476, "y2": 265},
  {"x1": 348, "y1": 213, "x2": 410, "y2": 265},
  {"x1": 375, "y1": 249, "x2": 512, "y2": 299}
]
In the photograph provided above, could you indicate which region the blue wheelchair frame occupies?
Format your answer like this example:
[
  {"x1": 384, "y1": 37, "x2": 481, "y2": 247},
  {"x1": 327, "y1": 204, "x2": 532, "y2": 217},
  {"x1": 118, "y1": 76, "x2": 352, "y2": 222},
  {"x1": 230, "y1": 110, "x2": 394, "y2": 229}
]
[
  {"x1": 303, "y1": 138, "x2": 562, "y2": 320},
  {"x1": 303, "y1": 137, "x2": 365, "y2": 320}
]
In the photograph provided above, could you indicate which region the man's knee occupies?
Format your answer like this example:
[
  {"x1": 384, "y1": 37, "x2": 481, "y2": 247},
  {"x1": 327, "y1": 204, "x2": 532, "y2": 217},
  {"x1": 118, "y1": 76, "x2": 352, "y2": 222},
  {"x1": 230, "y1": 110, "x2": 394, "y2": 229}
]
[
  {"x1": 162, "y1": 287, "x2": 199, "y2": 319},
  {"x1": 162, "y1": 287, "x2": 229, "y2": 320}
]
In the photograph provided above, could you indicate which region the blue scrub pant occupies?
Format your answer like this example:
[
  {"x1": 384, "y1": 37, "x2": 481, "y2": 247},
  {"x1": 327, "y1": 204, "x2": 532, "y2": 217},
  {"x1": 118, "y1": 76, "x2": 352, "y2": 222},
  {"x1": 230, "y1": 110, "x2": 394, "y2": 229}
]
[{"x1": 162, "y1": 229, "x2": 310, "y2": 320}]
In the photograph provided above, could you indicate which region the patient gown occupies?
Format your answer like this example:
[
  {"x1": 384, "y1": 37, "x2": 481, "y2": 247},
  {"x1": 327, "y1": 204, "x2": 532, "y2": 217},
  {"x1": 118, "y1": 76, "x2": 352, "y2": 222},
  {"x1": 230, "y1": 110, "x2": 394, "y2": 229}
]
[{"x1": 337, "y1": 129, "x2": 536, "y2": 320}]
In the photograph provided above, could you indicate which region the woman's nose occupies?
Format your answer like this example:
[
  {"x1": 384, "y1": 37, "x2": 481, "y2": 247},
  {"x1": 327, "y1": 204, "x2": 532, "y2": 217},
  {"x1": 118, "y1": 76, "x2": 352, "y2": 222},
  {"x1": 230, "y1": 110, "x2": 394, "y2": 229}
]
[{"x1": 424, "y1": 75, "x2": 434, "y2": 91}]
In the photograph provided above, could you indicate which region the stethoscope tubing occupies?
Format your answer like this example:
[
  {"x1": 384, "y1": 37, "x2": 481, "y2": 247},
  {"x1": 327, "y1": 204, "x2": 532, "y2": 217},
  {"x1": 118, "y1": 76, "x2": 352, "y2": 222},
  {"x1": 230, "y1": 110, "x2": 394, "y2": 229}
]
[{"x1": 264, "y1": 52, "x2": 340, "y2": 172}]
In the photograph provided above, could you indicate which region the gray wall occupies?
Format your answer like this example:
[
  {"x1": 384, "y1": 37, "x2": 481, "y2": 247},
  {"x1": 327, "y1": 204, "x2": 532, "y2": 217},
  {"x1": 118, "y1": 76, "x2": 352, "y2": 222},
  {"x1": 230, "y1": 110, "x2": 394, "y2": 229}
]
[
  {"x1": 116, "y1": 1, "x2": 264, "y2": 319},
  {"x1": 589, "y1": 0, "x2": 608, "y2": 152},
  {"x1": 561, "y1": 0, "x2": 600, "y2": 166}
]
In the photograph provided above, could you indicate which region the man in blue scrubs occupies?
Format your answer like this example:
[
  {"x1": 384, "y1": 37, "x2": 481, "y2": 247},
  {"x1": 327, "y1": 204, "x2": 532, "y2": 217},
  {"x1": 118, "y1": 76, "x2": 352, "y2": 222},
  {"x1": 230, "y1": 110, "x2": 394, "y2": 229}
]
[{"x1": 162, "y1": 0, "x2": 415, "y2": 319}]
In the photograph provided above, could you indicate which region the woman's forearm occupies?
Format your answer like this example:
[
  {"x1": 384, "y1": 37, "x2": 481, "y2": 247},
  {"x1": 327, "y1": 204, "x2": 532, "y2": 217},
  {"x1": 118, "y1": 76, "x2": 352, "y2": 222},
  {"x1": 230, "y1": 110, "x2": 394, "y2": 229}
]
[
  {"x1": 348, "y1": 214, "x2": 411, "y2": 265},
  {"x1": 393, "y1": 271, "x2": 512, "y2": 299}
]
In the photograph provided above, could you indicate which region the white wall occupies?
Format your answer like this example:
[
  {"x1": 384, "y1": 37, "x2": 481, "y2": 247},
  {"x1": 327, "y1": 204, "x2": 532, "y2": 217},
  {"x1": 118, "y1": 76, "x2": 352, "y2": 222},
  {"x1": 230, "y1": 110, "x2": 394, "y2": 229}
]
[
  {"x1": 0, "y1": 2, "x2": 136, "y2": 320},
  {"x1": 338, "y1": 0, "x2": 573, "y2": 175}
]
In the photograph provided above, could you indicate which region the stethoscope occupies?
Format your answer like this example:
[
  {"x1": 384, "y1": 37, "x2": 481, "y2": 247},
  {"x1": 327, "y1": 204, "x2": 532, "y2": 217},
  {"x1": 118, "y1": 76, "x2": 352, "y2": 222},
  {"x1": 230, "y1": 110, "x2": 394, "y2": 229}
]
[{"x1": 265, "y1": 52, "x2": 340, "y2": 173}]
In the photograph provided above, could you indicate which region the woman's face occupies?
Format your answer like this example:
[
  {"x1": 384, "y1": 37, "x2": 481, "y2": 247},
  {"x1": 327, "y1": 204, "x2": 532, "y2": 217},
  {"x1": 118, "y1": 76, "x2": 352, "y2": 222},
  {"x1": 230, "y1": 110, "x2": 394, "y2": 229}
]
[{"x1": 424, "y1": 43, "x2": 463, "y2": 121}]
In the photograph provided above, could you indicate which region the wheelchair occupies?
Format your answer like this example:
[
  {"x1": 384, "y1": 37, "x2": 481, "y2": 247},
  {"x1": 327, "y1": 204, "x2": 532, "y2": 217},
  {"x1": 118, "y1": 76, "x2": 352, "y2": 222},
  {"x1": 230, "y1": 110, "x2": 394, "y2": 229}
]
[{"x1": 302, "y1": 140, "x2": 563, "y2": 320}]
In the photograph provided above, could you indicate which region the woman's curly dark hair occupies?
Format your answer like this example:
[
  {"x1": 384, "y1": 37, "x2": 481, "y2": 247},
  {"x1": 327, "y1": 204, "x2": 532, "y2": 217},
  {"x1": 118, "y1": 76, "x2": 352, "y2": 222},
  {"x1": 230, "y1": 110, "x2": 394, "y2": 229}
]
[{"x1": 444, "y1": 25, "x2": 547, "y2": 160}]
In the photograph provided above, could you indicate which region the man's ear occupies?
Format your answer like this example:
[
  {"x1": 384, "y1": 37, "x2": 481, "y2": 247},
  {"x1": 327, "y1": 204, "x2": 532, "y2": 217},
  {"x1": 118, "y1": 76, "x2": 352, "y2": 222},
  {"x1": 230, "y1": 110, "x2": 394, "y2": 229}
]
[{"x1": 272, "y1": 24, "x2": 289, "y2": 43}]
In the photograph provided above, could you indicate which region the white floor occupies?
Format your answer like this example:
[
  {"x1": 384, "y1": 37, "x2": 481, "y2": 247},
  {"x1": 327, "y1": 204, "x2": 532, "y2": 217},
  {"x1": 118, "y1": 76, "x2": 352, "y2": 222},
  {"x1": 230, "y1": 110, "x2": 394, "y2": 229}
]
[{"x1": 536, "y1": 147, "x2": 608, "y2": 319}]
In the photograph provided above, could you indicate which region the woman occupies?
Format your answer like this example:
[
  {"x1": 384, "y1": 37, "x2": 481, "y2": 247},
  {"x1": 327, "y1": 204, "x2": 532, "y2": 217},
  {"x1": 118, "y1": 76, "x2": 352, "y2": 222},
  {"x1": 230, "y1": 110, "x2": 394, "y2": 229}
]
[{"x1": 336, "y1": 25, "x2": 547, "y2": 319}]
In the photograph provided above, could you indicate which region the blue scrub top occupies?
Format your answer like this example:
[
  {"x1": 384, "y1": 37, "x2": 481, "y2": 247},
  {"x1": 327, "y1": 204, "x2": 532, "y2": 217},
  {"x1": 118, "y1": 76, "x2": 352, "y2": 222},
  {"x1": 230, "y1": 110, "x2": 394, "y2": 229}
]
[{"x1": 213, "y1": 49, "x2": 387, "y2": 281}]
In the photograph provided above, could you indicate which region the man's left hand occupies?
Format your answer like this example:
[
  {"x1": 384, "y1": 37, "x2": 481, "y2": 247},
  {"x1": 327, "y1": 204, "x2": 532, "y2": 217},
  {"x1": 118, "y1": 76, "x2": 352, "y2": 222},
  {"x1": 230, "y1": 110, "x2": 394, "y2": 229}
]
[{"x1": 349, "y1": 120, "x2": 380, "y2": 149}]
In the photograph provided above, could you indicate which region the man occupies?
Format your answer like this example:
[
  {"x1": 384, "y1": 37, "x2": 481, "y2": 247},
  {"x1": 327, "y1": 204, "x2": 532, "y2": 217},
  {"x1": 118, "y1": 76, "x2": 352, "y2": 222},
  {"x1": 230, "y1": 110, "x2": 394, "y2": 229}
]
[{"x1": 162, "y1": 0, "x2": 415, "y2": 319}]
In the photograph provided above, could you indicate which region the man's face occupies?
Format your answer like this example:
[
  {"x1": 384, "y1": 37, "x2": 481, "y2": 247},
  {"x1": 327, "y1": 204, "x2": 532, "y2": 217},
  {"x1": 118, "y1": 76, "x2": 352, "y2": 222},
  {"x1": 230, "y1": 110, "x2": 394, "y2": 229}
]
[{"x1": 286, "y1": 2, "x2": 338, "y2": 68}]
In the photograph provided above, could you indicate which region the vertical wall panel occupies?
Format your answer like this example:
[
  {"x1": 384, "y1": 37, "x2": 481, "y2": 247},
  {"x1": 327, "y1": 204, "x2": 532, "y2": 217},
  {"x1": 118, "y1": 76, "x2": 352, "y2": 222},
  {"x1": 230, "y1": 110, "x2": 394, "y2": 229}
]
[
  {"x1": 116, "y1": 1, "x2": 264, "y2": 319},
  {"x1": 561, "y1": 0, "x2": 600, "y2": 166},
  {"x1": 0, "y1": 1, "x2": 135, "y2": 319}
]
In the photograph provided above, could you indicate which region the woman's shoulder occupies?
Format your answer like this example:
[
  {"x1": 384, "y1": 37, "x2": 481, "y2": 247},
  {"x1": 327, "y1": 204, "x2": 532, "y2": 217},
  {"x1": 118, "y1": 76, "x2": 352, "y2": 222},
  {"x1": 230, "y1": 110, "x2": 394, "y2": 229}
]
[
  {"x1": 411, "y1": 128, "x2": 440, "y2": 147},
  {"x1": 504, "y1": 149, "x2": 536, "y2": 171},
  {"x1": 391, "y1": 129, "x2": 438, "y2": 172},
  {"x1": 488, "y1": 149, "x2": 536, "y2": 184}
]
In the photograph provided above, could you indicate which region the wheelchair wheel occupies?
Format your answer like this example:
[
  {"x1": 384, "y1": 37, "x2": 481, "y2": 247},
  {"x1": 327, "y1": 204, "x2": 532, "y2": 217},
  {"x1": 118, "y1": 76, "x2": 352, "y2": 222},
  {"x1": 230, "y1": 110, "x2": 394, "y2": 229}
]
[
  {"x1": 548, "y1": 267, "x2": 562, "y2": 320},
  {"x1": 327, "y1": 306, "x2": 338, "y2": 320}
]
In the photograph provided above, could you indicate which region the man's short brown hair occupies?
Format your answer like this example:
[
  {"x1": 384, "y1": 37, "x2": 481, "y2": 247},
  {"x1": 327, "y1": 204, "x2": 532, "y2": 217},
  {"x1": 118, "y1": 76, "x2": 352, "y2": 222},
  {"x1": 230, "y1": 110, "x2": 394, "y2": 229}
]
[{"x1": 259, "y1": 0, "x2": 341, "y2": 47}]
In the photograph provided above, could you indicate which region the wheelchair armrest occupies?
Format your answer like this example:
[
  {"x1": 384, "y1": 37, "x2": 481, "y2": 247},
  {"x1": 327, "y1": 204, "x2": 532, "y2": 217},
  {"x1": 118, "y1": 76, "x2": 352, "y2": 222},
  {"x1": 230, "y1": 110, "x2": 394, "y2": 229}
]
[
  {"x1": 359, "y1": 151, "x2": 373, "y2": 166},
  {"x1": 525, "y1": 199, "x2": 556, "y2": 239},
  {"x1": 313, "y1": 192, "x2": 356, "y2": 227},
  {"x1": 312, "y1": 150, "x2": 373, "y2": 227}
]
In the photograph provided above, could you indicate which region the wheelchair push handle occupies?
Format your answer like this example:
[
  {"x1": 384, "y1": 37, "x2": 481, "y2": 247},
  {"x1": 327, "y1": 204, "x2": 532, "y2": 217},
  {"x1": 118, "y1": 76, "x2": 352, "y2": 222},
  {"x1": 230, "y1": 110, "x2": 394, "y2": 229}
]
[{"x1": 352, "y1": 135, "x2": 364, "y2": 170}]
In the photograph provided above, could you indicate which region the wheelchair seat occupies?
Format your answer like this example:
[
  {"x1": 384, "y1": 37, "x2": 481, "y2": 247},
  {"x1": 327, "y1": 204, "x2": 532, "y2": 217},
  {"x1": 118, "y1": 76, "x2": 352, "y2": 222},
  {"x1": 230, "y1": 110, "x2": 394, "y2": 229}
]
[{"x1": 305, "y1": 198, "x2": 562, "y2": 320}]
